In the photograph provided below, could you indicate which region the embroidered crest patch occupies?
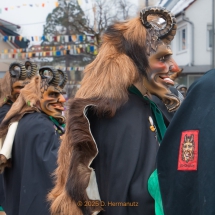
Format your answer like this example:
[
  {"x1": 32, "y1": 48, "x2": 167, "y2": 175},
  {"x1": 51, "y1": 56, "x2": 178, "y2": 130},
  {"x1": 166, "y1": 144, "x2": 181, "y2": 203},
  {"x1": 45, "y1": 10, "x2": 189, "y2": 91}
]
[{"x1": 178, "y1": 130, "x2": 199, "y2": 171}]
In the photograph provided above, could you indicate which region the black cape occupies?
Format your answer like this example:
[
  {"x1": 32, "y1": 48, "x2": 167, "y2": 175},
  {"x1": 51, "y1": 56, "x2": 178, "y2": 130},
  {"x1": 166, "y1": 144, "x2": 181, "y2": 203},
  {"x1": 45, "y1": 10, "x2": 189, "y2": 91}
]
[
  {"x1": 2, "y1": 112, "x2": 60, "y2": 215},
  {"x1": 0, "y1": 104, "x2": 11, "y2": 123},
  {"x1": 0, "y1": 104, "x2": 11, "y2": 205},
  {"x1": 157, "y1": 69, "x2": 215, "y2": 215},
  {"x1": 89, "y1": 93, "x2": 159, "y2": 215}
]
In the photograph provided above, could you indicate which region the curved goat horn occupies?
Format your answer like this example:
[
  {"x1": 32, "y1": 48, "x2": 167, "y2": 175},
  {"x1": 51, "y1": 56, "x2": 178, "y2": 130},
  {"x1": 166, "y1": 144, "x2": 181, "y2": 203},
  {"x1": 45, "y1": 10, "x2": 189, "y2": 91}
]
[
  {"x1": 25, "y1": 61, "x2": 38, "y2": 78},
  {"x1": 39, "y1": 66, "x2": 60, "y2": 87},
  {"x1": 9, "y1": 62, "x2": 27, "y2": 80},
  {"x1": 140, "y1": 6, "x2": 177, "y2": 42},
  {"x1": 57, "y1": 69, "x2": 68, "y2": 89}
]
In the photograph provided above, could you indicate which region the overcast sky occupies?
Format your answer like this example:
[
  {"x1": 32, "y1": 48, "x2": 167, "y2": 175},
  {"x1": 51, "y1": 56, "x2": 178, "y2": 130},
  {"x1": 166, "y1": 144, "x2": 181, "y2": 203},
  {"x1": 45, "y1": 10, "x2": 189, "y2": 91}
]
[{"x1": 0, "y1": 0, "x2": 138, "y2": 37}]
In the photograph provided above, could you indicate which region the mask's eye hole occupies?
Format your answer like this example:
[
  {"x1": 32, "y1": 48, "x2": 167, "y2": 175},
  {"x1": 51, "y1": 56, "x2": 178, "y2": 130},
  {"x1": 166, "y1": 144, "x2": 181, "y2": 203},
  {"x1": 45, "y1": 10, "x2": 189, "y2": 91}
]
[{"x1": 159, "y1": 56, "x2": 165, "y2": 62}]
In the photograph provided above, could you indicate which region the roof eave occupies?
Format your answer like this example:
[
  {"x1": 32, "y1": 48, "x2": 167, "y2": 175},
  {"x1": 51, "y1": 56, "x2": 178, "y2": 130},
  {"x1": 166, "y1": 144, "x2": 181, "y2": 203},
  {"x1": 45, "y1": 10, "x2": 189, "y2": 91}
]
[{"x1": 174, "y1": 0, "x2": 197, "y2": 17}]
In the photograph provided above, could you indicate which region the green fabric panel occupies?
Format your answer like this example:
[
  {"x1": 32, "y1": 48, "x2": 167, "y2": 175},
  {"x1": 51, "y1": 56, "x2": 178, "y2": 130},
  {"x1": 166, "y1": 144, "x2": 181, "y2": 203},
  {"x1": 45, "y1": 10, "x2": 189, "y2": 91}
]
[
  {"x1": 148, "y1": 170, "x2": 164, "y2": 215},
  {"x1": 49, "y1": 116, "x2": 65, "y2": 128},
  {"x1": 0, "y1": 206, "x2": 4, "y2": 211},
  {"x1": 128, "y1": 85, "x2": 166, "y2": 142},
  {"x1": 128, "y1": 85, "x2": 166, "y2": 215},
  {"x1": 144, "y1": 96, "x2": 166, "y2": 142}
]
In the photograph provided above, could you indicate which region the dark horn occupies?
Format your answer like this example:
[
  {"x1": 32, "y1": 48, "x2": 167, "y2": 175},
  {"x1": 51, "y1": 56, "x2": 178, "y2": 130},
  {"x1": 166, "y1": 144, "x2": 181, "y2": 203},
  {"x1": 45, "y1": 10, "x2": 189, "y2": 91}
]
[
  {"x1": 25, "y1": 61, "x2": 38, "y2": 78},
  {"x1": 57, "y1": 69, "x2": 68, "y2": 89},
  {"x1": 9, "y1": 62, "x2": 27, "y2": 80},
  {"x1": 140, "y1": 6, "x2": 177, "y2": 42},
  {"x1": 39, "y1": 66, "x2": 60, "y2": 87}
]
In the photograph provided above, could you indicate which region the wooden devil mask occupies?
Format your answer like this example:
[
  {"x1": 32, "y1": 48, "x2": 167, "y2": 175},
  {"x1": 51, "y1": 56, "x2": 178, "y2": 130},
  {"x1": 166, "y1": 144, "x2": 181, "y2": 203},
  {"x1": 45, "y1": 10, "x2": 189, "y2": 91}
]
[
  {"x1": 140, "y1": 7, "x2": 182, "y2": 112},
  {"x1": 2, "y1": 61, "x2": 37, "y2": 105},
  {"x1": 39, "y1": 67, "x2": 68, "y2": 123}
]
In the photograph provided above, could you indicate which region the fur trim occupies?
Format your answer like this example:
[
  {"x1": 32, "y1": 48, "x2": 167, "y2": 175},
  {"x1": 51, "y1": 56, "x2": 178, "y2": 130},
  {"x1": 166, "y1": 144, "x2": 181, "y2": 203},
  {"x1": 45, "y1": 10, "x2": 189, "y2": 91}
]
[
  {"x1": 0, "y1": 155, "x2": 11, "y2": 173},
  {"x1": 48, "y1": 98, "x2": 106, "y2": 215},
  {"x1": 0, "y1": 72, "x2": 12, "y2": 107}
]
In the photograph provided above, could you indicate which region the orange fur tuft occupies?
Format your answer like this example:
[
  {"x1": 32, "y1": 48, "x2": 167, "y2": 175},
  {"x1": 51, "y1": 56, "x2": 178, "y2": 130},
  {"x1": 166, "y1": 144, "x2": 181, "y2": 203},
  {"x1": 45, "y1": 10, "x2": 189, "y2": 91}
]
[{"x1": 0, "y1": 72, "x2": 12, "y2": 107}]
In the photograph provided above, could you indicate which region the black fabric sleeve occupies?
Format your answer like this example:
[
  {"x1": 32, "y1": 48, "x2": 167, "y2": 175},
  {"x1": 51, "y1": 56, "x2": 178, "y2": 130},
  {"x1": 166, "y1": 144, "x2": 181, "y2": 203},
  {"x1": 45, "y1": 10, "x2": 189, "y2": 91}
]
[{"x1": 3, "y1": 113, "x2": 60, "y2": 215}]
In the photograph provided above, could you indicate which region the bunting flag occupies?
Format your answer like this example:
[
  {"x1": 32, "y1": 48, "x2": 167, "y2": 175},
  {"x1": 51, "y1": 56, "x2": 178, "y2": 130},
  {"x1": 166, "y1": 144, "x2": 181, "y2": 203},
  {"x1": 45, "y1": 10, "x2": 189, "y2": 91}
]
[
  {"x1": 1, "y1": 44, "x2": 97, "y2": 53},
  {"x1": 0, "y1": 43, "x2": 98, "y2": 59},
  {"x1": 0, "y1": 1, "x2": 59, "y2": 13},
  {"x1": 0, "y1": 33, "x2": 98, "y2": 59},
  {"x1": 0, "y1": 34, "x2": 96, "y2": 43},
  {"x1": 52, "y1": 66, "x2": 85, "y2": 72}
]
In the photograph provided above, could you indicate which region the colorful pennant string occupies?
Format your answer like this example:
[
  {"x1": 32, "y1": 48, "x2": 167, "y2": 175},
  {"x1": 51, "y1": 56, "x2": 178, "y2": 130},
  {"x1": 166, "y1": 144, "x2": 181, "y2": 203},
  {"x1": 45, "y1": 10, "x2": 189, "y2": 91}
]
[
  {"x1": 0, "y1": 2, "x2": 59, "y2": 13},
  {"x1": 0, "y1": 44, "x2": 98, "y2": 59},
  {"x1": 1, "y1": 34, "x2": 95, "y2": 43},
  {"x1": 0, "y1": 33, "x2": 98, "y2": 59}
]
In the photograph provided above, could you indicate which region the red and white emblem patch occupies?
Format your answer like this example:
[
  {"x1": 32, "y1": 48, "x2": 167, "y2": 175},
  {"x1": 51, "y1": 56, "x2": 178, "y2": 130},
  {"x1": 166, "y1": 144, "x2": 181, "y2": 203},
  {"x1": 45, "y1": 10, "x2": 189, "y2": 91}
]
[{"x1": 178, "y1": 130, "x2": 199, "y2": 171}]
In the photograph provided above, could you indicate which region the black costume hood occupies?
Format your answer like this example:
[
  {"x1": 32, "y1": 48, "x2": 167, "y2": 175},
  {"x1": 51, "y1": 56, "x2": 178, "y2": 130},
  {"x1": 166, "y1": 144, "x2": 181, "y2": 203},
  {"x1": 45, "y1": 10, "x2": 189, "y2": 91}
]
[{"x1": 157, "y1": 69, "x2": 215, "y2": 215}]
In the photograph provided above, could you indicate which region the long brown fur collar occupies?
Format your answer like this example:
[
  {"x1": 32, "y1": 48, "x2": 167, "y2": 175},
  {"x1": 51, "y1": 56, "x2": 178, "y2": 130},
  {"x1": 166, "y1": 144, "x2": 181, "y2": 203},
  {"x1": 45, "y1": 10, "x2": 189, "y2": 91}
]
[{"x1": 48, "y1": 97, "x2": 124, "y2": 215}]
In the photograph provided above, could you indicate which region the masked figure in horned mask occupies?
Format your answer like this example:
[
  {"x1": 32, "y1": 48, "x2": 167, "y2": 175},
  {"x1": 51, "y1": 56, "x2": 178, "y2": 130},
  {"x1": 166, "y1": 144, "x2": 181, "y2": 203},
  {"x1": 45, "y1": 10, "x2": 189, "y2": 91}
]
[
  {"x1": 0, "y1": 67, "x2": 67, "y2": 215},
  {"x1": 0, "y1": 61, "x2": 37, "y2": 214},
  {"x1": 49, "y1": 6, "x2": 182, "y2": 215},
  {"x1": 0, "y1": 61, "x2": 37, "y2": 123}
]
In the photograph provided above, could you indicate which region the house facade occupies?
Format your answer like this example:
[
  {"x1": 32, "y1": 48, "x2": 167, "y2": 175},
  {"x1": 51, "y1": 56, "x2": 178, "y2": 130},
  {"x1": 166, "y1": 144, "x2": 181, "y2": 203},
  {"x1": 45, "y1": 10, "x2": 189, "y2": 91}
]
[
  {"x1": 0, "y1": 19, "x2": 29, "y2": 78},
  {"x1": 156, "y1": 0, "x2": 213, "y2": 87}
]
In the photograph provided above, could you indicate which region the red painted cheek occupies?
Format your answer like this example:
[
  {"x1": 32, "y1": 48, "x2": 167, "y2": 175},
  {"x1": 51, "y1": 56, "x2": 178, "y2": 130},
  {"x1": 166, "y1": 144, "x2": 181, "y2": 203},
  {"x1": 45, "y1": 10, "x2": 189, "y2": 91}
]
[{"x1": 151, "y1": 62, "x2": 167, "y2": 71}]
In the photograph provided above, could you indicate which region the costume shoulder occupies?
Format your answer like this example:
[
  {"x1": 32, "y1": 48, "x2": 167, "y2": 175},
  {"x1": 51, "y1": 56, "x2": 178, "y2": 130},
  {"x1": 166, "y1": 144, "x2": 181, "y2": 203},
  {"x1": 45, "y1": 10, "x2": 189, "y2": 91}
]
[
  {"x1": 157, "y1": 69, "x2": 215, "y2": 215},
  {"x1": 16, "y1": 111, "x2": 60, "y2": 175},
  {"x1": 89, "y1": 93, "x2": 158, "y2": 215},
  {"x1": 18, "y1": 111, "x2": 54, "y2": 131},
  {"x1": 3, "y1": 112, "x2": 60, "y2": 215},
  {"x1": 0, "y1": 104, "x2": 11, "y2": 123}
]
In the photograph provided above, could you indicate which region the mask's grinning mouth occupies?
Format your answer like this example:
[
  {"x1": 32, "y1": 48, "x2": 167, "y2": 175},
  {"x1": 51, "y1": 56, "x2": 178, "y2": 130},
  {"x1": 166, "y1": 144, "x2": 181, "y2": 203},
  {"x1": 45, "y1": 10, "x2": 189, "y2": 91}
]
[{"x1": 159, "y1": 76, "x2": 175, "y2": 86}]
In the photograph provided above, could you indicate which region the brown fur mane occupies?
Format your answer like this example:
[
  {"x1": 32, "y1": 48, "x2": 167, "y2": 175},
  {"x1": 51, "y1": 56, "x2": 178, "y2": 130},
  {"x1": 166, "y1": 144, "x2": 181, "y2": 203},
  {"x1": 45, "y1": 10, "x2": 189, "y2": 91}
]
[
  {"x1": 0, "y1": 71, "x2": 12, "y2": 107},
  {"x1": 0, "y1": 76, "x2": 41, "y2": 138},
  {"x1": 76, "y1": 17, "x2": 149, "y2": 116}
]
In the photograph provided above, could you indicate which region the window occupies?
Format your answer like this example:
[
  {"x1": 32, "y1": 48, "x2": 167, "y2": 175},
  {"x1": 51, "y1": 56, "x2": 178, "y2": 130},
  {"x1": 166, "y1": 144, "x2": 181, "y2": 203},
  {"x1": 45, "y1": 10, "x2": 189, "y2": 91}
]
[
  {"x1": 188, "y1": 75, "x2": 202, "y2": 87},
  {"x1": 175, "y1": 75, "x2": 187, "y2": 87},
  {"x1": 176, "y1": 75, "x2": 203, "y2": 88},
  {"x1": 178, "y1": 27, "x2": 187, "y2": 51},
  {"x1": 207, "y1": 25, "x2": 212, "y2": 49}
]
